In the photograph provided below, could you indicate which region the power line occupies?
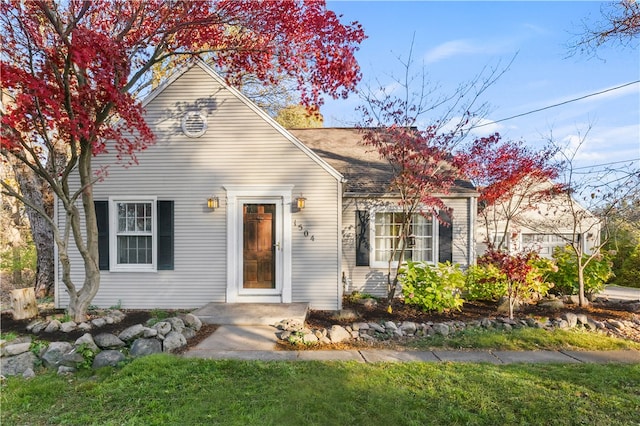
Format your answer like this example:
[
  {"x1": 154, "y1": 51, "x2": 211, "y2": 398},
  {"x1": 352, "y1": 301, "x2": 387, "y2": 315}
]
[
  {"x1": 573, "y1": 158, "x2": 640, "y2": 170},
  {"x1": 471, "y1": 80, "x2": 640, "y2": 129}
]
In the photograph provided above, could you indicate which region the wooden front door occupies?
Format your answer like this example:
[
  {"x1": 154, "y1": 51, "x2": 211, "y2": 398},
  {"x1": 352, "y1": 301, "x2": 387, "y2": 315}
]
[{"x1": 243, "y1": 204, "x2": 276, "y2": 289}]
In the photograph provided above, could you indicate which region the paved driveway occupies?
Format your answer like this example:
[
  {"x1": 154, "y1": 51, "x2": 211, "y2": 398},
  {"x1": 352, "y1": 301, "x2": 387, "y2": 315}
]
[{"x1": 600, "y1": 285, "x2": 640, "y2": 301}]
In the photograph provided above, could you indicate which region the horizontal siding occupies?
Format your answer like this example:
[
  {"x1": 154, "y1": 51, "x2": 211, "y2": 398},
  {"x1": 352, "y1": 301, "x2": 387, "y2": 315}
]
[
  {"x1": 341, "y1": 196, "x2": 473, "y2": 298},
  {"x1": 58, "y1": 64, "x2": 340, "y2": 311}
]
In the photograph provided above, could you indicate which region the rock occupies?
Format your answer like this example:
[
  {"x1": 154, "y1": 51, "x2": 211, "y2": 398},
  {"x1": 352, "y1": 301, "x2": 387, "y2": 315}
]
[
  {"x1": 563, "y1": 313, "x2": 578, "y2": 328},
  {"x1": 182, "y1": 314, "x2": 202, "y2": 331},
  {"x1": 60, "y1": 321, "x2": 77, "y2": 333},
  {"x1": 302, "y1": 333, "x2": 319, "y2": 344},
  {"x1": 31, "y1": 322, "x2": 48, "y2": 334},
  {"x1": 143, "y1": 327, "x2": 158, "y2": 338},
  {"x1": 481, "y1": 318, "x2": 494, "y2": 328},
  {"x1": 356, "y1": 298, "x2": 378, "y2": 308},
  {"x1": 275, "y1": 318, "x2": 305, "y2": 331},
  {"x1": 75, "y1": 333, "x2": 99, "y2": 352},
  {"x1": 368, "y1": 323, "x2": 386, "y2": 333},
  {"x1": 327, "y1": 325, "x2": 351, "y2": 343},
  {"x1": 181, "y1": 328, "x2": 196, "y2": 340},
  {"x1": 93, "y1": 333, "x2": 125, "y2": 349},
  {"x1": 0, "y1": 352, "x2": 37, "y2": 376},
  {"x1": 166, "y1": 317, "x2": 185, "y2": 334},
  {"x1": 400, "y1": 321, "x2": 417, "y2": 335},
  {"x1": 41, "y1": 342, "x2": 73, "y2": 369},
  {"x1": 22, "y1": 368, "x2": 36, "y2": 379},
  {"x1": 44, "y1": 320, "x2": 62, "y2": 333},
  {"x1": 162, "y1": 331, "x2": 187, "y2": 352},
  {"x1": 77, "y1": 322, "x2": 92, "y2": 332},
  {"x1": 576, "y1": 314, "x2": 589, "y2": 325},
  {"x1": 606, "y1": 319, "x2": 625, "y2": 330},
  {"x1": 432, "y1": 323, "x2": 450, "y2": 336},
  {"x1": 118, "y1": 324, "x2": 145, "y2": 342},
  {"x1": 538, "y1": 299, "x2": 565, "y2": 310},
  {"x1": 332, "y1": 309, "x2": 359, "y2": 321},
  {"x1": 153, "y1": 321, "x2": 172, "y2": 336},
  {"x1": 57, "y1": 366, "x2": 76, "y2": 375},
  {"x1": 61, "y1": 350, "x2": 86, "y2": 368},
  {"x1": 353, "y1": 322, "x2": 369, "y2": 331},
  {"x1": 92, "y1": 350, "x2": 125, "y2": 369},
  {"x1": 557, "y1": 320, "x2": 569, "y2": 329},
  {"x1": 130, "y1": 338, "x2": 162, "y2": 357},
  {"x1": 3, "y1": 342, "x2": 31, "y2": 357},
  {"x1": 91, "y1": 318, "x2": 107, "y2": 328},
  {"x1": 383, "y1": 321, "x2": 398, "y2": 331}
]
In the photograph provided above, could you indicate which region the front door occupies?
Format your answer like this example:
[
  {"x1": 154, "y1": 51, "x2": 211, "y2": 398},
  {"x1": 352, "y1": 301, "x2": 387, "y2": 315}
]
[
  {"x1": 224, "y1": 185, "x2": 293, "y2": 304},
  {"x1": 243, "y1": 204, "x2": 276, "y2": 289}
]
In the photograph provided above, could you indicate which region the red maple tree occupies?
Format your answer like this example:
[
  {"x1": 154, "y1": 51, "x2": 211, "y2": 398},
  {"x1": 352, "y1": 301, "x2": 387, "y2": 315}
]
[
  {"x1": 0, "y1": 0, "x2": 365, "y2": 320},
  {"x1": 461, "y1": 134, "x2": 562, "y2": 251}
]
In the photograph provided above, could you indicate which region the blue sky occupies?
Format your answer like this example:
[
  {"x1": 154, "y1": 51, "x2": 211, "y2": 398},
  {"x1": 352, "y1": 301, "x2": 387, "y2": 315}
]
[{"x1": 321, "y1": 1, "x2": 640, "y2": 172}]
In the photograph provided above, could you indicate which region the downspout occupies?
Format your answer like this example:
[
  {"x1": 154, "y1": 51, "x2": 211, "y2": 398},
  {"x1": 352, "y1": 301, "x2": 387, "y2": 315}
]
[
  {"x1": 469, "y1": 195, "x2": 477, "y2": 266},
  {"x1": 53, "y1": 193, "x2": 60, "y2": 309},
  {"x1": 336, "y1": 177, "x2": 345, "y2": 310}
]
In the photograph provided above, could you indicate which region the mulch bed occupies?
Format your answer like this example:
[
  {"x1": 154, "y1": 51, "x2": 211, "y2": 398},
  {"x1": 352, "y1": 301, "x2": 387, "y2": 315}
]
[{"x1": 1, "y1": 298, "x2": 637, "y2": 351}]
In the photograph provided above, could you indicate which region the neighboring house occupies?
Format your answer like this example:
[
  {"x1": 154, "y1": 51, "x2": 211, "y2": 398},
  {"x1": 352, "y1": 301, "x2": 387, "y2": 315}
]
[
  {"x1": 475, "y1": 180, "x2": 601, "y2": 258},
  {"x1": 290, "y1": 128, "x2": 479, "y2": 297},
  {"x1": 55, "y1": 60, "x2": 479, "y2": 310}
]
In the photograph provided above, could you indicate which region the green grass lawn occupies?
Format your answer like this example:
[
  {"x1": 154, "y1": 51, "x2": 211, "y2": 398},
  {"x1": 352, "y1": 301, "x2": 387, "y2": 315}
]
[
  {"x1": 404, "y1": 327, "x2": 640, "y2": 351},
  {"x1": 2, "y1": 355, "x2": 639, "y2": 426}
]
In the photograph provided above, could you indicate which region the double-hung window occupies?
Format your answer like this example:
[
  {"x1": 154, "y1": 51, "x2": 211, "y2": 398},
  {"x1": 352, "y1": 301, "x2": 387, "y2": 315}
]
[
  {"x1": 371, "y1": 211, "x2": 435, "y2": 268},
  {"x1": 110, "y1": 197, "x2": 157, "y2": 271}
]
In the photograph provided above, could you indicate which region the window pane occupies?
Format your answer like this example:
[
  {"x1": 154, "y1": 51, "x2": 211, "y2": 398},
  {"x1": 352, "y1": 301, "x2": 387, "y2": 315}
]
[
  {"x1": 374, "y1": 212, "x2": 433, "y2": 264},
  {"x1": 115, "y1": 201, "x2": 153, "y2": 266}
]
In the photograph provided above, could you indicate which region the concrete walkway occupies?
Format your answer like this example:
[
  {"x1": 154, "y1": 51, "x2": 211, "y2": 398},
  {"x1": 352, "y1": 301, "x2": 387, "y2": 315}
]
[{"x1": 183, "y1": 324, "x2": 640, "y2": 364}]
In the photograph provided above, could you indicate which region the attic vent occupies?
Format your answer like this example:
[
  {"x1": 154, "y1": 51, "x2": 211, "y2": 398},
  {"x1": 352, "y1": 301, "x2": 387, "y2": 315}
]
[{"x1": 181, "y1": 112, "x2": 207, "y2": 138}]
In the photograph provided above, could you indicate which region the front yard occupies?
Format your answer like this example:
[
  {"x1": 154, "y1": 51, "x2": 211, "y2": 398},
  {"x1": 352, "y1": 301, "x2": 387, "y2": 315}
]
[{"x1": 2, "y1": 355, "x2": 639, "y2": 425}]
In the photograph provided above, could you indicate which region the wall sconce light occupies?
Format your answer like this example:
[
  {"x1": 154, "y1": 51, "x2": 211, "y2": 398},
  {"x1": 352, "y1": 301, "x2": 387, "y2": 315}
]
[
  {"x1": 207, "y1": 196, "x2": 219, "y2": 210},
  {"x1": 296, "y1": 195, "x2": 307, "y2": 211}
]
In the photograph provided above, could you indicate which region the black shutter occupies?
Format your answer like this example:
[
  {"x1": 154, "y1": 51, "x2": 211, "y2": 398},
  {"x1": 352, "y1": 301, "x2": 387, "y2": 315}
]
[
  {"x1": 157, "y1": 200, "x2": 174, "y2": 270},
  {"x1": 438, "y1": 210, "x2": 453, "y2": 264},
  {"x1": 355, "y1": 210, "x2": 370, "y2": 266},
  {"x1": 95, "y1": 201, "x2": 110, "y2": 270}
]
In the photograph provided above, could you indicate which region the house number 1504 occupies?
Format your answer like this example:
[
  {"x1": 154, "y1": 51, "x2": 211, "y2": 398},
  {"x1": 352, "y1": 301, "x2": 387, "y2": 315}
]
[{"x1": 294, "y1": 220, "x2": 315, "y2": 241}]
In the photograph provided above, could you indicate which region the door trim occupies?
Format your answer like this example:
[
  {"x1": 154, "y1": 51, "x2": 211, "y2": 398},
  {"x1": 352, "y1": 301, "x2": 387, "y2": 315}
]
[{"x1": 224, "y1": 185, "x2": 293, "y2": 303}]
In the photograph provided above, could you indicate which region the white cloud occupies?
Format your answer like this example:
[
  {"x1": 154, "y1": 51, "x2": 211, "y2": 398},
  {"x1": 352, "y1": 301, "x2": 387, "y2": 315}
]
[{"x1": 425, "y1": 40, "x2": 477, "y2": 63}]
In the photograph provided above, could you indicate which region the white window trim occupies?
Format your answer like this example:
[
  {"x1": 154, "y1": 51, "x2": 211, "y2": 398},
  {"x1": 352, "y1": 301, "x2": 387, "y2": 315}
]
[
  {"x1": 369, "y1": 206, "x2": 438, "y2": 269},
  {"x1": 109, "y1": 196, "x2": 157, "y2": 272}
]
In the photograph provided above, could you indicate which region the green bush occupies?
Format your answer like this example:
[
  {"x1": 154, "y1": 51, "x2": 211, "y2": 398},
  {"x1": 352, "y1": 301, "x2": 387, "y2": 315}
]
[
  {"x1": 465, "y1": 263, "x2": 507, "y2": 301},
  {"x1": 465, "y1": 253, "x2": 554, "y2": 302},
  {"x1": 546, "y1": 246, "x2": 613, "y2": 295},
  {"x1": 399, "y1": 261, "x2": 465, "y2": 313},
  {"x1": 616, "y1": 244, "x2": 640, "y2": 288}
]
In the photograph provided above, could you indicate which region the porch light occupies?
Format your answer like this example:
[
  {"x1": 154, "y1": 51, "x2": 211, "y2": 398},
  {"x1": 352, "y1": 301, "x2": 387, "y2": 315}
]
[
  {"x1": 207, "y1": 196, "x2": 219, "y2": 210},
  {"x1": 296, "y1": 195, "x2": 307, "y2": 210}
]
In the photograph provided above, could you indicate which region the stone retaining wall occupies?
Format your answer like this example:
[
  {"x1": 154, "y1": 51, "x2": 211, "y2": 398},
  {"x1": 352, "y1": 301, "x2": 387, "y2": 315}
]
[{"x1": 0, "y1": 311, "x2": 202, "y2": 378}]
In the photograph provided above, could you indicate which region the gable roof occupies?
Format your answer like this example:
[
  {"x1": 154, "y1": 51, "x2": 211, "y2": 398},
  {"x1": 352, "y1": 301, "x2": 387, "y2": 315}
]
[
  {"x1": 141, "y1": 59, "x2": 344, "y2": 183},
  {"x1": 289, "y1": 127, "x2": 477, "y2": 196}
]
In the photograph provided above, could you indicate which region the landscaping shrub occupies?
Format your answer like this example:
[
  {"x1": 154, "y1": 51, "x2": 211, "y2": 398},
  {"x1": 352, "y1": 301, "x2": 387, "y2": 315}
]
[
  {"x1": 467, "y1": 249, "x2": 553, "y2": 319},
  {"x1": 465, "y1": 263, "x2": 507, "y2": 301},
  {"x1": 546, "y1": 246, "x2": 613, "y2": 295},
  {"x1": 465, "y1": 251, "x2": 553, "y2": 303},
  {"x1": 616, "y1": 244, "x2": 640, "y2": 288},
  {"x1": 399, "y1": 261, "x2": 465, "y2": 313}
]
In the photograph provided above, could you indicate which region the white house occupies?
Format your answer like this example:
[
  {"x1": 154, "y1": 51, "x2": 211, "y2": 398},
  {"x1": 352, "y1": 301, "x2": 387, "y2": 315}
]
[{"x1": 55, "y1": 61, "x2": 480, "y2": 310}]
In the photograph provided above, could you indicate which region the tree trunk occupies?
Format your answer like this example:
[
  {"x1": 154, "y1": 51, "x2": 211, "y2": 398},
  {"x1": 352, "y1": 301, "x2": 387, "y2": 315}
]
[
  {"x1": 12, "y1": 162, "x2": 55, "y2": 298},
  {"x1": 11, "y1": 287, "x2": 38, "y2": 320},
  {"x1": 578, "y1": 263, "x2": 586, "y2": 307}
]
